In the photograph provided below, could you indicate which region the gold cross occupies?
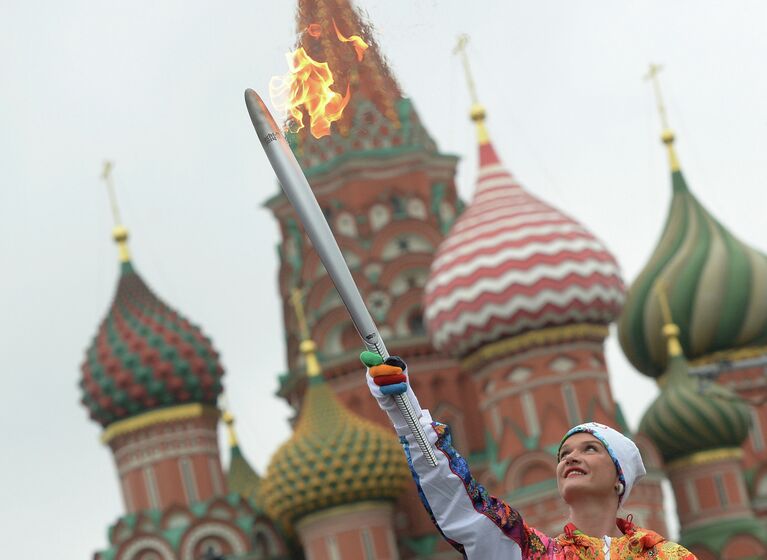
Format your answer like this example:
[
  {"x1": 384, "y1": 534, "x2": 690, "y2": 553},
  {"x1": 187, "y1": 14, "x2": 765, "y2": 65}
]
[
  {"x1": 454, "y1": 34, "x2": 480, "y2": 105},
  {"x1": 101, "y1": 160, "x2": 123, "y2": 226},
  {"x1": 644, "y1": 63, "x2": 670, "y2": 130}
]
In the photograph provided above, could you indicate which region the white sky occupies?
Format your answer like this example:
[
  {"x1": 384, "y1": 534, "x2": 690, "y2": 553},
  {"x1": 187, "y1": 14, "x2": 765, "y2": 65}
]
[{"x1": 2, "y1": 1, "x2": 766, "y2": 557}]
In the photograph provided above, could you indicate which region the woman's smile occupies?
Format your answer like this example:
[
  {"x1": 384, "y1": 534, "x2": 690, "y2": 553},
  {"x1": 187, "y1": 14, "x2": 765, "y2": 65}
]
[{"x1": 563, "y1": 467, "x2": 587, "y2": 478}]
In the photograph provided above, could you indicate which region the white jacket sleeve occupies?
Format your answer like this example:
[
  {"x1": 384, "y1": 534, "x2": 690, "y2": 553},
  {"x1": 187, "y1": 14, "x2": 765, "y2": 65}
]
[{"x1": 367, "y1": 370, "x2": 532, "y2": 559}]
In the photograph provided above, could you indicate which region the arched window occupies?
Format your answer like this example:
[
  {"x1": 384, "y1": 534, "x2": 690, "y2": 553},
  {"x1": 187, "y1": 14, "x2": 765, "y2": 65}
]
[
  {"x1": 336, "y1": 212, "x2": 357, "y2": 237},
  {"x1": 390, "y1": 268, "x2": 428, "y2": 296},
  {"x1": 407, "y1": 198, "x2": 427, "y2": 219},
  {"x1": 407, "y1": 312, "x2": 425, "y2": 336},
  {"x1": 370, "y1": 204, "x2": 390, "y2": 231},
  {"x1": 390, "y1": 196, "x2": 406, "y2": 218}
]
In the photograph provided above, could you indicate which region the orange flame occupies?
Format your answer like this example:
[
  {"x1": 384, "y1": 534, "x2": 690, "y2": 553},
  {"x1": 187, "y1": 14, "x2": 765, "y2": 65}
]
[
  {"x1": 270, "y1": 22, "x2": 369, "y2": 139},
  {"x1": 333, "y1": 19, "x2": 368, "y2": 62},
  {"x1": 269, "y1": 48, "x2": 351, "y2": 139}
]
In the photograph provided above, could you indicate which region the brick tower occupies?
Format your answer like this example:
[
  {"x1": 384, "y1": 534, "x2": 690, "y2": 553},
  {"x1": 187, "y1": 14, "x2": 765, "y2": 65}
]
[
  {"x1": 640, "y1": 317, "x2": 764, "y2": 559},
  {"x1": 619, "y1": 66, "x2": 767, "y2": 558},
  {"x1": 422, "y1": 47, "x2": 668, "y2": 536},
  {"x1": 79, "y1": 168, "x2": 278, "y2": 559},
  {"x1": 261, "y1": 289, "x2": 409, "y2": 559},
  {"x1": 265, "y1": 1, "x2": 483, "y2": 555}
]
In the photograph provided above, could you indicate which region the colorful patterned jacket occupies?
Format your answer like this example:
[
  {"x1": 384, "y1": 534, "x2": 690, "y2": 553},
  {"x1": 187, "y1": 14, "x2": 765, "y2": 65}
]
[{"x1": 396, "y1": 410, "x2": 696, "y2": 559}]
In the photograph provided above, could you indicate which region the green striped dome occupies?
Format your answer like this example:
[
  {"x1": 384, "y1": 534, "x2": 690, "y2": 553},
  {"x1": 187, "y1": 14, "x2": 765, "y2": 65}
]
[
  {"x1": 618, "y1": 136, "x2": 767, "y2": 377},
  {"x1": 639, "y1": 326, "x2": 751, "y2": 463}
]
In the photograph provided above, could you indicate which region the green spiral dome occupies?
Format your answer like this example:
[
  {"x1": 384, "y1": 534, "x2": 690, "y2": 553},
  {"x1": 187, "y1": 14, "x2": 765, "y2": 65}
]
[
  {"x1": 618, "y1": 136, "x2": 767, "y2": 377},
  {"x1": 639, "y1": 325, "x2": 751, "y2": 463},
  {"x1": 260, "y1": 377, "x2": 409, "y2": 529}
]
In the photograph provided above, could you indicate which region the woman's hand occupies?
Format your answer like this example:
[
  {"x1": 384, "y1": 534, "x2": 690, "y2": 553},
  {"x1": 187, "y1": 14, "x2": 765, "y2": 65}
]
[
  {"x1": 361, "y1": 351, "x2": 408, "y2": 395},
  {"x1": 360, "y1": 351, "x2": 422, "y2": 432}
]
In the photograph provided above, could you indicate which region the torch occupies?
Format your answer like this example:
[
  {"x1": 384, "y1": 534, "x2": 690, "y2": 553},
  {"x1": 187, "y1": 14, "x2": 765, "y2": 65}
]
[{"x1": 244, "y1": 89, "x2": 437, "y2": 467}]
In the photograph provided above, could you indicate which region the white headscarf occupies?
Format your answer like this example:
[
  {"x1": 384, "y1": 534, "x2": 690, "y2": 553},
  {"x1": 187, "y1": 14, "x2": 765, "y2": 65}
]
[{"x1": 560, "y1": 422, "x2": 646, "y2": 505}]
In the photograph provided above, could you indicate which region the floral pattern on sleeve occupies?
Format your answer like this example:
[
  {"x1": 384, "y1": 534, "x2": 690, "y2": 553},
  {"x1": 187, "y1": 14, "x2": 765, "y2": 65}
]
[{"x1": 432, "y1": 422, "x2": 556, "y2": 555}]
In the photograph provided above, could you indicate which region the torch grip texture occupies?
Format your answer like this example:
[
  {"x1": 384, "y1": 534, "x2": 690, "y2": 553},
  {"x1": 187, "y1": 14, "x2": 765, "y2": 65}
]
[
  {"x1": 393, "y1": 393, "x2": 436, "y2": 465},
  {"x1": 245, "y1": 89, "x2": 437, "y2": 467}
]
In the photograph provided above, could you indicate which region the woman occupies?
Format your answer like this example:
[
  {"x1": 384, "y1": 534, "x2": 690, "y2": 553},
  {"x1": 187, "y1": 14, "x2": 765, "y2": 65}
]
[{"x1": 361, "y1": 351, "x2": 696, "y2": 559}]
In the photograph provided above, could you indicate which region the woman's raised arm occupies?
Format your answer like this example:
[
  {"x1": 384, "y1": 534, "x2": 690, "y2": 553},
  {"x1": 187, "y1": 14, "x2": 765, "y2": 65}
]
[{"x1": 362, "y1": 352, "x2": 553, "y2": 559}]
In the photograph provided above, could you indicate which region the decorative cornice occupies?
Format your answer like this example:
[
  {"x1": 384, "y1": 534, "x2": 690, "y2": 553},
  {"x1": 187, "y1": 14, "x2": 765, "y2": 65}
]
[
  {"x1": 478, "y1": 370, "x2": 609, "y2": 410},
  {"x1": 666, "y1": 447, "x2": 743, "y2": 471},
  {"x1": 101, "y1": 404, "x2": 219, "y2": 444},
  {"x1": 689, "y1": 345, "x2": 767, "y2": 367},
  {"x1": 294, "y1": 500, "x2": 392, "y2": 532},
  {"x1": 263, "y1": 149, "x2": 457, "y2": 211},
  {"x1": 462, "y1": 324, "x2": 608, "y2": 370}
]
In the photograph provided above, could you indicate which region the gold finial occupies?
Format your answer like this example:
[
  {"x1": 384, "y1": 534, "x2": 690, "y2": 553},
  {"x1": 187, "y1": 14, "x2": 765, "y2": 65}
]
[
  {"x1": 290, "y1": 287, "x2": 322, "y2": 378},
  {"x1": 655, "y1": 280, "x2": 683, "y2": 358},
  {"x1": 454, "y1": 34, "x2": 490, "y2": 144},
  {"x1": 221, "y1": 409, "x2": 240, "y2": 448},
  {"x1": 101, "y1": 160, "x2": 132, "y2": 262},
  {"x1": 644, "y1": 64, "x2": 680, "y2": 172},
  {"x1": 219, "y1": 394, "x2": 239, "y2": 447}
]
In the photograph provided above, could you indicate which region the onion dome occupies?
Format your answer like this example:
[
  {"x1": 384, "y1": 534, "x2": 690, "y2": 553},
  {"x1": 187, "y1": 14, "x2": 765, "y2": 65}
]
[
  {"x1": 223, "y1": 410, "x2": 262, "y2": 504},
  {"x1": 260, "y1": 290, "x2": 408, "y2": 528},
  {"x1": 79, "y1": 223, "x2": 224, "y2": 427},
  {"x1": 618, "y1": 74, "x2": 767, "y2": 377},
  {"x1": 639, "y1": 319, "x2": 750, "y2": 463},
  {"x1": 285, "y1": 0, "x2": 438, "y2": 171},
  {"x1": 424, "y1": 81, "x2": 624, "y2": 358}
]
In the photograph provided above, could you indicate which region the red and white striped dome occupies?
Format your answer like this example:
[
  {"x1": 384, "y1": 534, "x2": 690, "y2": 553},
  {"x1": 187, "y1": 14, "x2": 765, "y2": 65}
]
[{"x1": 424, "y1": 138, "x2": 625, "y2": 358}]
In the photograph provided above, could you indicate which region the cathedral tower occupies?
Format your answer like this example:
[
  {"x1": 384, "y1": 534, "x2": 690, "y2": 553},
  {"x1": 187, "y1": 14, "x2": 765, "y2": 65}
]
[
  {"x1": 639, "y1": 311, "x2": 763, "y2": 558},
  {"x1": 423, "y1": 42, "x2": 666, "y2": 534},
  {"x1": 261, "y1": 289, "x2": 409, "y2": 559},
  {"x1": 267, "y1": 1, "x2": 484, "y2": 554},
  {"x1": 619, "y1": 66, "x2": 767, "y2": 524},
  {"x1": 80, "y1": 165, "x2": 268, "y2": 559}
]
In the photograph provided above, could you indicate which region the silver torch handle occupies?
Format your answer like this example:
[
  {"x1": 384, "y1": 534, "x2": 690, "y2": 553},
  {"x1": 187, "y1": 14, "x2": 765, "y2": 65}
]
[{"x1": 244, "y1": 89, "x2": 437, "y2": 467}]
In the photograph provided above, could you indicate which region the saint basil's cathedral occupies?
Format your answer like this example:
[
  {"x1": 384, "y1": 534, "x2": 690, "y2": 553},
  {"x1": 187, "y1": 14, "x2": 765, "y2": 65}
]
[{"x1": 78, "y1": 1, "x2": 767, "y2": 558}]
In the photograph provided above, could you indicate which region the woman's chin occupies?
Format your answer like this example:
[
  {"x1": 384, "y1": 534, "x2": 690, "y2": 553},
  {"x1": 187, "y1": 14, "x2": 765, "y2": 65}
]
[{"x1": 559, "y1": 479, "x2": 609, "y2": 503}]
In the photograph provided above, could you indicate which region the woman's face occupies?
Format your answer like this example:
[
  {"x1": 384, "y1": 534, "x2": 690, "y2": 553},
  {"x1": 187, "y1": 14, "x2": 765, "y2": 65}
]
[{"x1": 556, "y1": 432, "x2": 619, "y2": 504}]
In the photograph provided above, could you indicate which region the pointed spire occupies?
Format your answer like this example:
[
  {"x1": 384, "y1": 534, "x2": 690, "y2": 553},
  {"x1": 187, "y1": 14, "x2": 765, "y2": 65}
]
[
  {"x1": 101, "y1": 161, "x2": 132, "y2": 264},
  {"x1": 283, "y1": 0, "x2": 438, "y2": 171},
  {"x1": 290, "y1": 287, "x2": 322, "y2": 378},
  {"x1": 295, "y1": 0, "x2": 402, "y2": 134},
  {"x1": 644, "y1": 64, "x2": 680, "y2": 172},
  {"x1": 454, "y1": 34, "x2": 490, "y2": 145},
  {"x1": 220, "y1": 405, "x2": 262, "y2": 503}
]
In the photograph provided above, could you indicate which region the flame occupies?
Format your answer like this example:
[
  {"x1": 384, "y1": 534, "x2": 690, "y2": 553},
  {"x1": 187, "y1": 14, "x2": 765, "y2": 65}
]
[
  {"x1": 269, "y1": 48, "x2": 351, "y2": 139},
  {"x1": 333, "y1": 19, "x2": 368, "y2": 62},
  {"x1": 269, "y1": 22, "x2": 369, "y2": 139}
]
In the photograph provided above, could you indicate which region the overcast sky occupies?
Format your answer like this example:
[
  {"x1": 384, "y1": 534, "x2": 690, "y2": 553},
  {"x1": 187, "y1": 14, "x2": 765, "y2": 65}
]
[{"x1": 2, "y1": 1, "x2": 766, "y2": 558}]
